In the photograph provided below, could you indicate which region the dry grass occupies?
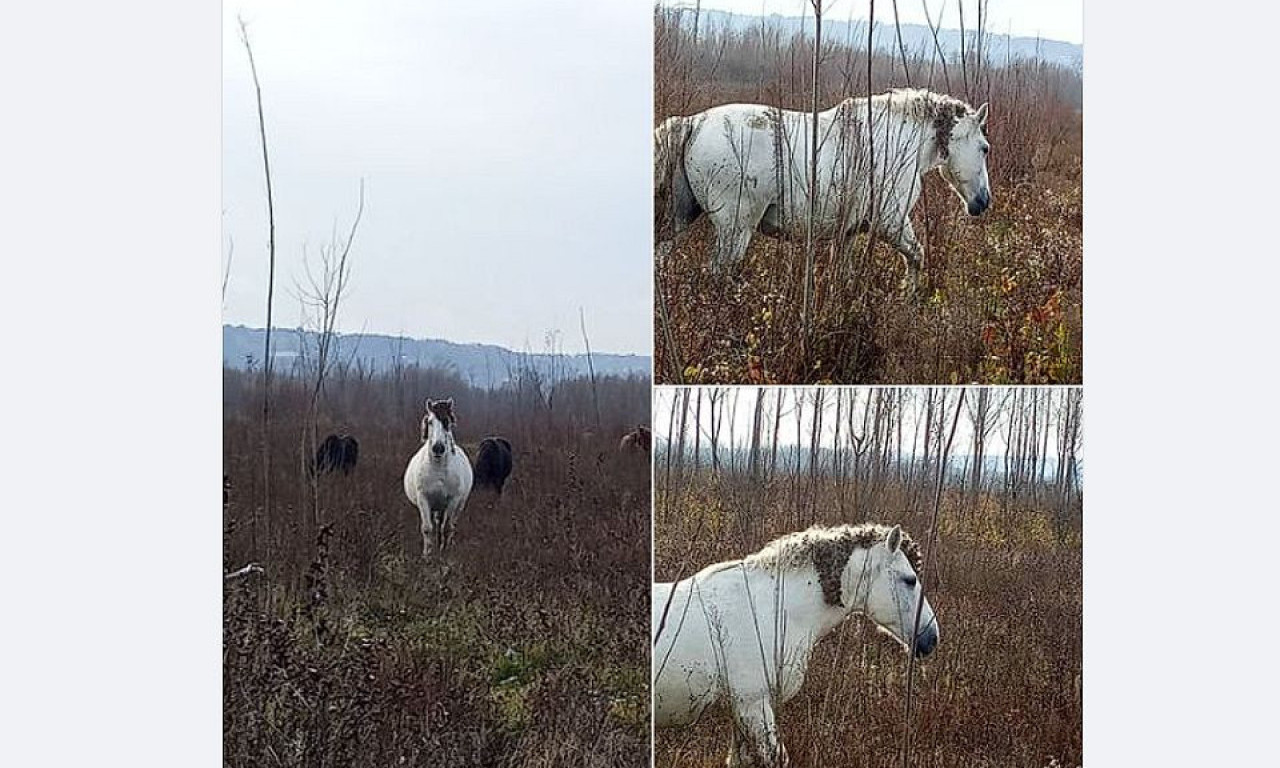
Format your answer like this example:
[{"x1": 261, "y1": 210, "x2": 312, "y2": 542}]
[
  {"x1": 654, "y1": 470, "x2": 1082, "y2": 768},
  {"x1": 223, "y1": 366, "x2": 650, "y2": 767},
  {"x1": 654, "y1": 9, "x2": 1083, "y2": 385}
]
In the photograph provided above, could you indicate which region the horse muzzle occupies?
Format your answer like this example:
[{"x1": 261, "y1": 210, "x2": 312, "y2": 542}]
[
  {"x1": 914, "y1": 626, "x2": 939, "y2": 658},
  {"x1": 966, "y1": 189, "x2": 991, "y2": 217}
]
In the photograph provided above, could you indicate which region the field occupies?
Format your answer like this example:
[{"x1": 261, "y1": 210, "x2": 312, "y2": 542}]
[
  {"x1": 653, "y1": 387, "x2": 1083, "y2": 767},
  {"x1": 654, "y1": 7, "x2": 1083, "y2": 385},
  {"x1": 223, "y1": 365, "x2": 650, "y2": 767}
]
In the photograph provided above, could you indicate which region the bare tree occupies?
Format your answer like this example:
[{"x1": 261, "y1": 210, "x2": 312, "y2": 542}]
[
  {"x1": 806, "y1": 387, "x2": 826, "y2": 515},
  {"x1": 707, "y1": 387, "x2": 724, "y2": 472},
  {"x1": 676, "y1": 388, "x2": 691, "y2": 480},
  {"x1": 579, "y1": 308, "x2": 602, "y2": 432},
  {"x1": 297, "y1": 181, "x2": 365, "y2": 531},
  {"x1": 748, "y1": 388, "x2": 766, "y2": 482},
  {"x1": 693, "y1": 387, "x2": 703, "y2": 470},
  {"x1": 967, "y1": 386, "x2": 1007, "y2": 500},
  {"x1": 770, "y1": 389, "x2": 783, "y2": 479},
  {"x1": 239, "y1": 18, "x2": 276, "y2": 558},
  {"x1": 901, "y1": 387, "x2": 967, "y2": 768},
  {"x1": 801, "y1": 0, "x2": 825, "y2": 348}
]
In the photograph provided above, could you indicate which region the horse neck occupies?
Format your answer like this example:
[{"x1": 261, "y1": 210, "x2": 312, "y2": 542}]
[
  {"x1": 867, "y1": 101, "x2": 946, "y2": 175},
  {"x1": 892, "y1": 113, "x2": 945, "y2": 175},
  {"x1": 838, "y1": 99, "x2": 943, "y2": 176},
  {"x1": 838, "y1": 546, "x2": 882, "y2": 622},
  {"x1": 754, "y1": 561, "x2": 854, "y2": 643}
]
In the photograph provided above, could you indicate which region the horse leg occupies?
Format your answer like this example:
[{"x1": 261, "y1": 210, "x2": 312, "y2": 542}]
[
  {"x1": 732, "y1": 699, "x2": 787, "y2": 767},
  {"x1": 442, "y1": 498, "x2": 465, "y2": 550},
  {"x1": 656, "y1": 118, "x2": 701, "y2": 269},
  {"x1": 706, "y1": 186, "x2": 770, "y2": 276},
  {"x1": 424, "y1": 522, "x2": 440, "y2": 558},
  {"x1": 881, "y1": 216, "x2": 925, "y2": 295},
  {"x1": 422, "y1": 506, "x2": 445, "y2": 559},
  {"x1": 726, "y1": 727, "x2": 743, "y2": 767},
  {"x1": 709, "y1": 224, "x2": 754, "y2": 275}
]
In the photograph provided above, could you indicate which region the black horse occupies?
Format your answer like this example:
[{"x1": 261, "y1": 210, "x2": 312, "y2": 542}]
[
  {"x1": 473, "y1": 436, "x2": 514, "y2": 495},
  {"x1": 312, "y1": 434, "x2": 359, "y2": 476}
]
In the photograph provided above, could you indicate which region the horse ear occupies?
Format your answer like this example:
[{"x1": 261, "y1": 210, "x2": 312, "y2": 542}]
[
  {"x1": 975, "y1": 102, "x2": 989, "y2": 126},
  {"x1": 886, "y1": 525, "x2": 902, "y2": 553}
]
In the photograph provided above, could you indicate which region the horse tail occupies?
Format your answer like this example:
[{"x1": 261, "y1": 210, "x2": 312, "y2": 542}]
[{"x1": 654, "y1": 115, "x2": 695, "y2": 241}]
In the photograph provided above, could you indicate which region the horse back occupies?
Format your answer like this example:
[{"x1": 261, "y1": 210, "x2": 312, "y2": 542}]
[{"x1": 474, "y1": 436, "x2": 514, "y2": 491}]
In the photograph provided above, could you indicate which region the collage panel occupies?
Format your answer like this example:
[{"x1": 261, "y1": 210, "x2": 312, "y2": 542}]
[
  {"x1": 221, "y1": 3, "x2": 652, "y2": 766},
  {"x1": 652, "y1": 386, "x2": 1083, "y2": 767},
  {"x1": 653, "y1": 2, "x2": 1083, "y2": 385}
]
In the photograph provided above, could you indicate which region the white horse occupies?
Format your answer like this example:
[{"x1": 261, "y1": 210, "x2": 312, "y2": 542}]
[
  {"x1": 653, "y1": 523, "x2": 939, "y2": 767},
  {"x1": 655, "y1": 88, "x2": 991, "y2": 283},
  {"x1": 403, "y1": 398, "x2": 473, "y2": 557}
]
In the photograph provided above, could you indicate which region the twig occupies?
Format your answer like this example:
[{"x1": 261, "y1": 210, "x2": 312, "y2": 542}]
[{"x1": 224, "y1": 563, "x2": 264, "y2": 582}]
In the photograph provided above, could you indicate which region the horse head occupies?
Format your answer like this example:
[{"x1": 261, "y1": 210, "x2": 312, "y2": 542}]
[
  {"x1": 859, "y1": 525, "x2": 939, "y2": 658},
  {"x1": 421, "y1": 398, "x2": 458, "y2": 460},
  {"x1": 938, "y1": 101, "x2": 992, "y2": 217}
]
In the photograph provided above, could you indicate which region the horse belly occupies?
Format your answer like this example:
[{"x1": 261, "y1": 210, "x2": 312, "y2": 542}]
[
  {"x1": 653, "y1": 654, "x2": 717, "y2": 728},
  {"x1": 404, "y1": 451, "x2": 425, "y2": 506},
  {"x1": 424, "y1": 488, "x2": 450, "y2": 513},
  {"x1": 451, "y1": 450, "x2": 474, "y2": 497}
]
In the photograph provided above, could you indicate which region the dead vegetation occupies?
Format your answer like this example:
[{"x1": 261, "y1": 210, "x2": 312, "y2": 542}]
[{"x1": 223, "y1": 365, "x2": 650, "y2": 767}]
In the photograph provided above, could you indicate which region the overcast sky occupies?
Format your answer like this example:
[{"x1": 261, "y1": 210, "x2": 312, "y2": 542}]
[
  {"x1": 223, "y1": 1, "x2": 652, "y2": 354},
  {"x1": 673, "y1": 0, "x2": 1083, "y2": 45}
]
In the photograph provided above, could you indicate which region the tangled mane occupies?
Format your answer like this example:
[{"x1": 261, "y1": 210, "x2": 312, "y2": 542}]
[
  {"x1": 422, "y1": 399, "x2": 456, "y2": 439},
  {"x1": 745, "y1": 523, "x2": 924, "y2": 607},
  {"x1": 885, "y1": 88, "x2": 976, "y2": 159}
]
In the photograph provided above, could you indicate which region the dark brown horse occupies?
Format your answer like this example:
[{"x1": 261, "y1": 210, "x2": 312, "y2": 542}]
[
  {"x1": 312, "y1": 434, "x2": 359, "y2": 476},
  {"x1": 619, "y1": 425, "x2": 651, "y2": 454},
  {"x1": 473, "y1": 437, "x2": 514, "y2": 495}
]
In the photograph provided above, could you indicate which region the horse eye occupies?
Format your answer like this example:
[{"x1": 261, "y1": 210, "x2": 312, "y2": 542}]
[
  {"x1": 981, "y1": 145, "x2": 990, "y2": 155},
  {"x1": 902, "y1": 574, "x2": 918, "y2": 587}
]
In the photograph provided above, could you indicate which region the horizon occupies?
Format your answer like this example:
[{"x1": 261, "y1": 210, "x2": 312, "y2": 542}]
[
  {"x1": 221, "y1": 322, "x2": 650, "y2": 358},
  {"x1": 667, "y1": 0, "x2": 1083, "y2": 46}
]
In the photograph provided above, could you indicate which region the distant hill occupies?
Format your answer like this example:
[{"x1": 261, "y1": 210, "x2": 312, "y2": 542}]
[
  {"x1": 223, "y1": 325, "x2": 650, "y2": 389},
  {"x1": 677, "y1": 9, "x2": 1082, "y2": 70}
]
